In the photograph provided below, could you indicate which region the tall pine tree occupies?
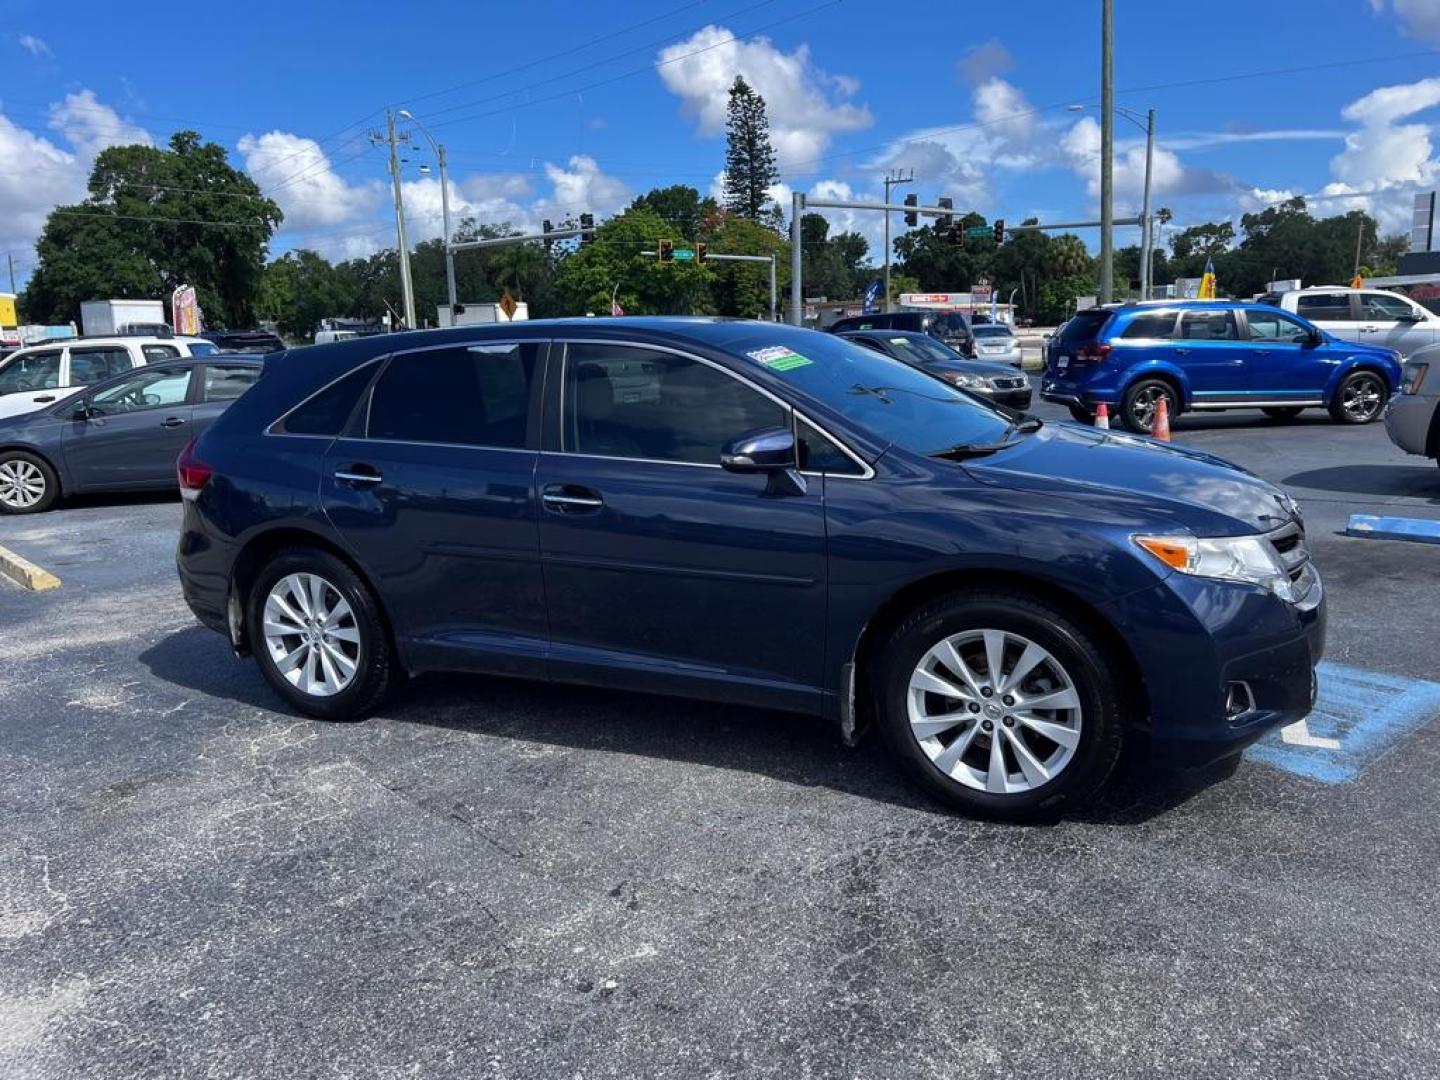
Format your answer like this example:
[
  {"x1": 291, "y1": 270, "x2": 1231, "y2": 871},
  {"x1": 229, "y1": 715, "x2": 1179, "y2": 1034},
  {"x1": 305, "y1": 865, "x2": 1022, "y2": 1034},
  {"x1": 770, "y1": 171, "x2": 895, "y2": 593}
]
[{"x1": 723, "y1": 76, "x2": 780, "y2": 222}]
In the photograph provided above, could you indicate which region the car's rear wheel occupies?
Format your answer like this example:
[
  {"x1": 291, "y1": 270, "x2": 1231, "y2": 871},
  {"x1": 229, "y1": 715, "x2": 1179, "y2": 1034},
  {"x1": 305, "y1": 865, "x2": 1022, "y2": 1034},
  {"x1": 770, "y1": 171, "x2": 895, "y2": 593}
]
[
  {"x1": 1120, "y1": 379, "x2": 1178, "y2": 434},
  {"x1": 1329, "y1": 371, "x2": 1388, "y2": 424},
  {"x1": 876, "y1": 590, "x2": 1126, "y2": 820},
  {"x1": 248, "y1": 548, "x2": 394, "y2": 720},
  {"x1": 1262, "y1": 406, "x2": 1305, "y2": 421},
  {"x1": 0, "y1": 451, "x2": 59, "y2": 515},
  {"x1": 1067, "y1": 403, "x2": 1094, "y2": 424}
]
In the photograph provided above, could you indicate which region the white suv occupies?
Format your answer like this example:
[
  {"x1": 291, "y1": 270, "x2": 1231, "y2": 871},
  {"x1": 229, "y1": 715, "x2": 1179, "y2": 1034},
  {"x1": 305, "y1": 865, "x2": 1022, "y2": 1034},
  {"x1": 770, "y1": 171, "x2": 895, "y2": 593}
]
[
  {"x1": 0, "y1": 336, "x2": 218, "y2": 419},
  {"x1": 1261, "y1": 287, "x2": 1440, "y2": 358}
]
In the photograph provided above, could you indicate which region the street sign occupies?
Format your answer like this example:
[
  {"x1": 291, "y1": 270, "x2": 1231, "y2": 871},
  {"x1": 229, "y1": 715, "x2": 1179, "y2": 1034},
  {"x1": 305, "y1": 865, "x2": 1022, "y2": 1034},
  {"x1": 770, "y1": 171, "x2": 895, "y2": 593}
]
[
  {"x1": 674, "y1": 248, "x2": 695, "y2": 261},
  {"x1": 972, "y1": 276, "x2": 993, "y2": 303},
  {"x1": 964, "y1": 226, "x2": 994, "y2": 239},
  {"x1": 498, "y1": 290, "x2": 518, "y2": 319}
]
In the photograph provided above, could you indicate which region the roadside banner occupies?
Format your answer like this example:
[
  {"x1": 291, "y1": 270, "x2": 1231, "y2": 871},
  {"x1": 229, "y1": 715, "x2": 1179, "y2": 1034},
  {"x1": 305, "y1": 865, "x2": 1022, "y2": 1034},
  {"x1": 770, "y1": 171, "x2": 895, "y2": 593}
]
[
  {"x1": 1197, "y1": 257, "x2": 1217, "y2": 300},
  {"x1": 172, "y1": 285, "x2": 201, "y2": 335},
  {"x1": 863, "y1": 279, "x2": 882, "y2": 314}
]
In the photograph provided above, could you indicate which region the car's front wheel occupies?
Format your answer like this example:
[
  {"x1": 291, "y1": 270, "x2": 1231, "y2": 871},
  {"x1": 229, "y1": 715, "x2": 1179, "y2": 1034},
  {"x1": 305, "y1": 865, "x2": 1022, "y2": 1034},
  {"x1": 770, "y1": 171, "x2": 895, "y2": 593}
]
[
  {"x1": 248, "y1": 548, "x2": 395, "y2": 720},
  {"x1": 0, "y1": 451, "x2": 59, "y2": 515},
  {"x1": 1329, "y1": 371, "x2": 1388, "y2": 424},
  {"x1": 877, "y1": 590, "x2": 1127, "y2": 820}
]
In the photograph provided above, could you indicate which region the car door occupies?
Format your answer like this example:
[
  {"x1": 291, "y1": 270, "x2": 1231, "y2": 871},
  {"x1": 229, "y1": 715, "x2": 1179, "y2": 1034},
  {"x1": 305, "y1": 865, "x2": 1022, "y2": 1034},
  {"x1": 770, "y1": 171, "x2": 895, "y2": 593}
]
[
  {"x1": 1172, "y1": 310, "x2": 1250, "y2": 402},
  {"x1": 60, "y1": 365, "x2": 196, "y2": 489},
  {"x1": 1295, "y1": 292, "x2": 1359, "y2": 344},
  {"x1": 320, "y1": 340, "x2": 549, "y2": 676},
  {"x1": 535, "y1": 340, "x2": 829, "y2": 713},
  {"x1": 1240, "y1": 308, "x2": 1335, "y2": 399},
  {"x1": 1358, "y1": 292, "x2": 1436, "y2": 356},
  {"x1": 191, "y1": 362, "x2": 262, "y2": 435},
  {"x1": 0, "y1": 347, "x2": 65, "y2": 418}
]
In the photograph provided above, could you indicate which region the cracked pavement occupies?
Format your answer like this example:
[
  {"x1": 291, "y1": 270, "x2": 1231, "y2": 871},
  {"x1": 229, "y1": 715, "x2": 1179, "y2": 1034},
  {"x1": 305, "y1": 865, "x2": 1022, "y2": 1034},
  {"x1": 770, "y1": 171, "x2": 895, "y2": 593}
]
[{"x1": 2, "y1": 408, "x2": 1440, "y2": 1079}]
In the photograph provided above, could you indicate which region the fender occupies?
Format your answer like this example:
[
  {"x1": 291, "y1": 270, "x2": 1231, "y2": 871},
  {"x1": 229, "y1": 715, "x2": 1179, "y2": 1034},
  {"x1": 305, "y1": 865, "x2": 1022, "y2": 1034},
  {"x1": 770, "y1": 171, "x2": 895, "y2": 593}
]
[{"x1": 1114, "y1": 359, "x2": 1193, "y2": 409}]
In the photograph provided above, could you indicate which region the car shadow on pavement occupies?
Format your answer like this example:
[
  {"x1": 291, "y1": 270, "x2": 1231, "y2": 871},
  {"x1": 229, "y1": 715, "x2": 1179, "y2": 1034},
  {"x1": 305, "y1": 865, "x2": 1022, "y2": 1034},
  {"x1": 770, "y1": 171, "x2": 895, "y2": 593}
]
[
  {"x1": 1282, "y1": 464, "x2": 1440, "y2": 503},
  {"x1": 140, "y1": 625, "x2": 1232, "y2": 826}
]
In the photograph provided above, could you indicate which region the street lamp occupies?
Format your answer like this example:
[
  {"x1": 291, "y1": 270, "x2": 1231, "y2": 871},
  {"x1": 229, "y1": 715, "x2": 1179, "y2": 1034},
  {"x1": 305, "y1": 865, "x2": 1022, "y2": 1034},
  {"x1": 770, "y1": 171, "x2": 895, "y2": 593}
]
[
  {"x1": 397, "y1": 109, "x2": 458, "y2": 318},
  {"x1": 1069, "y1": 101, "x2": 1156, "y2": 300}
]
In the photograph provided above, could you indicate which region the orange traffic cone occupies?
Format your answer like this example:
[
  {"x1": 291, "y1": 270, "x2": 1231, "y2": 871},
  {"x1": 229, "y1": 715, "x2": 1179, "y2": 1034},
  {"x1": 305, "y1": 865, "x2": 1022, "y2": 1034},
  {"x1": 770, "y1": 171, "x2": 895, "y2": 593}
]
[
  {"x1": 1094, "y1": 402, "x2": 1110, "y2": 430},
  {"x1": 1152, "y1": 395, "x2": 1172, "y2": 441}
]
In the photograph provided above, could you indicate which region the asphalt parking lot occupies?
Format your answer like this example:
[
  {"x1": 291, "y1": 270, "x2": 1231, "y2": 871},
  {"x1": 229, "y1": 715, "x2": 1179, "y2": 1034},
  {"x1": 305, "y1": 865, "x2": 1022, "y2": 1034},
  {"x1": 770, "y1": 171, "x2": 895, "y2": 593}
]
[{"x1": 3, "y1": 401, "x2": 1440, "y2": 1078}]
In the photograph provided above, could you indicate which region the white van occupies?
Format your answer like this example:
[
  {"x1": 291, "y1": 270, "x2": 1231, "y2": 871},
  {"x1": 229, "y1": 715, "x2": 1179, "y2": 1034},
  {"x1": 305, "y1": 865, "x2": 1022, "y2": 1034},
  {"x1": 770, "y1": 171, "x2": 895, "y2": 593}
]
[
  {"x1": 313, "y1": 329, "x2": 358, "y2": 346},
  {"x1": 0, "y1": 335, "x2": 219, "y2": 420}
]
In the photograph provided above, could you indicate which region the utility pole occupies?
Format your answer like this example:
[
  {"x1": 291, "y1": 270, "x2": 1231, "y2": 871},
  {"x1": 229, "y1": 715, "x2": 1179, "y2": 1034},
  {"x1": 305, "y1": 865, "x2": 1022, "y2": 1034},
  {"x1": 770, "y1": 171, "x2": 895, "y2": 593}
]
[
  {"x1": 1353, "y1": 218, "x2": 1365, "y2": 277},
  {"x1": 6, "y1": 253, "x2": 14, "y2": 294},
  {"x1": 790, "y1": 191, "x2": 805, "y2": 326},
  {"x1": 1140, "y1": 108, "x2": 1155, "y2": 300},
  {"x1": 373, "y1": 110, "x2": 416, "y2": 330},
  {"x1": 883, "y1": 170, "x2": 914, "y2": 313},
  {"x1": 400, "y1": 110, "x2": 457, "y2": 318},
  {"x1": 1099, "y1": 0, "x2": 1115, "y2": 304}
]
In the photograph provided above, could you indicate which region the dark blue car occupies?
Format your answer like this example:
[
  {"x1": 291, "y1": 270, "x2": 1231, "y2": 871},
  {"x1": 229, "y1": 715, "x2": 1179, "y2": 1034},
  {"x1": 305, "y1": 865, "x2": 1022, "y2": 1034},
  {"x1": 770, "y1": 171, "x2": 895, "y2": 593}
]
[
  {"x1": 1041, "y1": 301, "x2": 1402, "y2": 433},
  {"x1": 176, "y1": 319, "x2": 1325, "y2": 819},
  {"x1": 0, "y1": 356, "x2": 263, "y2": 514}
]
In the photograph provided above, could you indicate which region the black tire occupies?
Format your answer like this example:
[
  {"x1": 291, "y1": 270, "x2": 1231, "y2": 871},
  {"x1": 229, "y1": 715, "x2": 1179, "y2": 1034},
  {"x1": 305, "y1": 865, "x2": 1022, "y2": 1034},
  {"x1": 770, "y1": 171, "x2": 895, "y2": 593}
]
[
  {"x1": 1067, "y1": 403, "x2": 1094, "y2": 424},
  {"x1": 876, "y1": 590, "x2": 1128, "y2": 821},
  {"x1": 247, "y1": 547, "x2": 394, "y2": 721},
  {"x1": 0, "y1": 450, "x2": 60, "y2": 514},
  {"x1": 1262, "y1": 406, "x2": 1304, "y2": 421},
  {"x1": 1119, "y1": 378, "x2": 1178, "y2": 434},
  {"x1": 1328, "y1": 370, "x2": 1388, "y2": 424}
]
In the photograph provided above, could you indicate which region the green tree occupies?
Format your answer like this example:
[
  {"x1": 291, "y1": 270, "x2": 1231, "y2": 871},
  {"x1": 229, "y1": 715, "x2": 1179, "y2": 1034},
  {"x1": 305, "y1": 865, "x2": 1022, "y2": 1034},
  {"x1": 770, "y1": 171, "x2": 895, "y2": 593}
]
[
  {"x1": 553, "y1": 206, "x2": 712, "y2": 315},
  {"x1": 703, "y1": 210, "x2": 789, "y2": 317},
  {"x1": 799, "y1": 213, "x2": 869, "y2": 301},
  {"x1": 629, "y1": 186, "x2": 717, "y2": 244},
  {"x1": 257, "y1": 250, "x2": 351, "y2": 340},
  {"x1": 23, "y1": 131, "x2": 281, "y2": 327},
  {"x1": 723, "y1": 77, "x2": 780, "y2": 222}
]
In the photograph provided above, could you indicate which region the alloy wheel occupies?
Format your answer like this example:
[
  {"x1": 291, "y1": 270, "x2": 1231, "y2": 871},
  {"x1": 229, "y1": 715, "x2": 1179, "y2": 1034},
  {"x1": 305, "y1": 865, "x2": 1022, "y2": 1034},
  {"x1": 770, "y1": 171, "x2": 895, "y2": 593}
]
[
  {"x1": 1342, "y1": 375, "x2": 1383, "y2": 421},
  {"x1": 906, "y1": 628, "x2": 1083, "y2": 794},
  {"x1": 1131, "y1": 385, "x2": 1170, "y2": 430},
  {"x1": 262, "y1": 573, "x2": 362, "y2": 697},
  {"x1": 0, "y1": 460, "x2": 46, "y2": 510}
]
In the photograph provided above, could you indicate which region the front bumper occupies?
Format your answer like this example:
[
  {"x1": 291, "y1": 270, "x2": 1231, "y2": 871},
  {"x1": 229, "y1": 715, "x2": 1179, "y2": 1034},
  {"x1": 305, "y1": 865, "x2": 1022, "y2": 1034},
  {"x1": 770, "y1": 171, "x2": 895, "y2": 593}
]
[
  {"x1": 1103, "y1": 567, "x2": 1327, "y2": 769},
  {"x1": 1383, "y1": 393, "x2": 1436, "y2": 457}
]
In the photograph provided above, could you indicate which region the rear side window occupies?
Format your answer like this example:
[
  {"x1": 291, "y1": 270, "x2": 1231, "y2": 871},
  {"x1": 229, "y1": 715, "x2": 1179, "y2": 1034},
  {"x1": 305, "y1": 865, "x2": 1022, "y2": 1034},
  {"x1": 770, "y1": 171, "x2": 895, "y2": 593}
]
[
  {"x1": 0, "y1": 350, "x2": 62, "y2": 393},
  {"x1": 1296, "y1": 293, "x2": 1354, "y2": 321},
  {"x1": 70, "y1": 346, "x2": 133, "y2": 383},
  {"x1": 1121, "y1": 312, "x2": 1177, "y2": 339},
  {"x1": 1179, "y1": 311, "x2": 1238, "y2": 340},
  {"x1": 203, "y1": 364, "x2": 261, "y2": 402},
  {"x1": 277, "y1": 363, "x2": 378, "y2": 436},
  {"x1": 142, "y1": 344, "x2": 181, "y2": 363},
  {"x1": 367, "y1": 343, "x2": 539, "y2": 448},
  {"x1": 1057, "y1": 311, "x2": 1112, "y2": 344}
]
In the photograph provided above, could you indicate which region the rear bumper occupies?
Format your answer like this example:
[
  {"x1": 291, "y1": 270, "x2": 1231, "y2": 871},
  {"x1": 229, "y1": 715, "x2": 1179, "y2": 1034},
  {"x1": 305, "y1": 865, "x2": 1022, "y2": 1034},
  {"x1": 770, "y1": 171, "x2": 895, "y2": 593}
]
[
  {"x1": 1102, "y1": 569, "x2": 1327, "y2": 769},
  {"x1": 176, "y1": 500, "x2": 237, "y2": 639},
  {"x1": 1384, "y1": 393, "x2": 1436, "y2": 457}
]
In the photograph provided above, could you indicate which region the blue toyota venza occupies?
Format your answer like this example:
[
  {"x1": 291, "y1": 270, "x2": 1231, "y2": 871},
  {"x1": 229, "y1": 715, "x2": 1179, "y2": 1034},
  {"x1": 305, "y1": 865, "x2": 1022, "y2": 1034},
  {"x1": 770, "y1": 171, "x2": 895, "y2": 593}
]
[{"x1": 176, "y1": 319, "x2": 1325, "y2": 819}]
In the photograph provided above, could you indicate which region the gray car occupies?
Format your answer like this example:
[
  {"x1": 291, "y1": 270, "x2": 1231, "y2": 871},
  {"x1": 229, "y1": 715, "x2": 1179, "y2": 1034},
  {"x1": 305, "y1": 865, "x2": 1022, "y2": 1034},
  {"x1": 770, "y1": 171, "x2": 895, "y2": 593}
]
[
  {"x1": 1383, "y1": 345, "x2": 1440, "y2": 466},
  {"x1": 971, "y1": 322, "x2": 1024, "y2": 367},
  {"x1": 0, "y1": 356, "x2": 263, "y2": 514}
]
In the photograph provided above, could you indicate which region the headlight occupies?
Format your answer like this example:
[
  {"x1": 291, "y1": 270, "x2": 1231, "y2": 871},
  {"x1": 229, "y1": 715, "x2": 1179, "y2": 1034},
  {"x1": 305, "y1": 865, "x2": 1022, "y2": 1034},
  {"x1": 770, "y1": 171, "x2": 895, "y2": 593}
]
[
  {"x1": 1133, "y1": 533, "x2": 1296, "y2": 601},
  {"x1": 944, "y1": 372, "x2": 989, "y2": 389},
  {"x1": 1403, "y1": 361, "x2": 1428, "y2": 395}
]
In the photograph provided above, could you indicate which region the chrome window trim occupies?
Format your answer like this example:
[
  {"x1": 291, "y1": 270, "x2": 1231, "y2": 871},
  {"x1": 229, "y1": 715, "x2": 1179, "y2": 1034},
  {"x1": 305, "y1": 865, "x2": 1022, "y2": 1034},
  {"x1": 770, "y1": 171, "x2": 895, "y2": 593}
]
[{"x1": 554, "y1": 338, "x2": 875, "y2": 480}]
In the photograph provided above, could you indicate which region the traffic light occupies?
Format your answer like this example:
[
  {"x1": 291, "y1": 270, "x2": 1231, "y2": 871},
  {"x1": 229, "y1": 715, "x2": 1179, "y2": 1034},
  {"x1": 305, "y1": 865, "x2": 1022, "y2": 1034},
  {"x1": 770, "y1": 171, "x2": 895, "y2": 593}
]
[
  {"x1": 542, "y1": 219, "x2": 554, "y2": 251},
  {"x1": 993, "y1": 218, "x2": 1005, "y2": 245},
  {"x1": 903, "y1": 193, "x2": 918, "y2": 227},
  {"x1": 579, "y1": 213, "x2": 595, "y2": 246},
  {"x1": 946, "y1": 225, "x2": 961, "y2": 246},
  {"x1": 658, "y1": 238, "x2": 674, "y2": 264},
  {"x1": 696, "y1": 242, "x2": 708, "y2": 265},
  {"x1": 937, "y1": 197, "x2": 953, "y2": 230}
]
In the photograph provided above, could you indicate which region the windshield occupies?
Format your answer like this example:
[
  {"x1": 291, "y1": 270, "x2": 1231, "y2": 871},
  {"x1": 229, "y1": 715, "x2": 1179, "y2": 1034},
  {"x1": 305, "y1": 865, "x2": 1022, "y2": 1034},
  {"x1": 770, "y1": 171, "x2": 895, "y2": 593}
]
[
  {"x1": 973, "y1": 325, "x2": 1014, "y2": 339},
  {"x1": 883, "y1": 334, "x2": 963, "y2": 365},
  {"x1": 725, "y1": 329, "x2": 1010, "y2": 455},
  {"x1": 187, "y1": 341, "x2": 220, "y2": 356}
]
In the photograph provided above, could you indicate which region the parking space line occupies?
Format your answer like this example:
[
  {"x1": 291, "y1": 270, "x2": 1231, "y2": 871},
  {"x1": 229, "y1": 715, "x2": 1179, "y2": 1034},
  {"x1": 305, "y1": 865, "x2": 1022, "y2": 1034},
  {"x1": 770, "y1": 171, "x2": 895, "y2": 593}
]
[
  {"x1": 1247, "y1": 661, "x2": 1440, "y2": 784},
  {"x1": 0, "y1": 542, "x2": 61, "y2": 592}
]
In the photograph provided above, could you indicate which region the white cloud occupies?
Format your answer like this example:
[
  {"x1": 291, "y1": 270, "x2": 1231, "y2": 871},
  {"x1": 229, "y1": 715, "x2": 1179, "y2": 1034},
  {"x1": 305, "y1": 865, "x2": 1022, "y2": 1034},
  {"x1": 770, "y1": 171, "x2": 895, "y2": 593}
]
[
  {"x1": 18, "y1": 33, "x2": 52, "y2": 58},
  {"x1": 656, "y1": 25, "x2": 871, "y2": 167},
  {"x1": 956, "y1": 40, "x2": 1012, "y2": 86},
  {"x1": 537, "y1": 154, "x2": 630, "y2": 220},
  {"x1": 48, "y1": 90, "x2": 152, "y2": 160},
  {"x1": 1321, "y1": 76, "x2": 1440, "y2": 231},
  {"x1": 237, "y1": 130, "x2": 382, "y2": 234},
  {"x1": 1369, "y1": 0, "x2": 1440, "y2": 41}
]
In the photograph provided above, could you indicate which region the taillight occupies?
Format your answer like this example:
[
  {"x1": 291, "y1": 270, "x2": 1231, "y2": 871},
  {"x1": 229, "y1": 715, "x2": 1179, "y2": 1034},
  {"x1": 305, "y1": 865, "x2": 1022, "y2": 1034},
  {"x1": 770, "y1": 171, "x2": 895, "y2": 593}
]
[
  {"x1": 1077, "y1": 343, "x2": 1113, "y2": 363},
  {"x1": 1403, "y1": 361, "x2": 1428, "y2": 395},
  {"x1": 177, "y1": 437, "x2": 214, "y2": 500}
]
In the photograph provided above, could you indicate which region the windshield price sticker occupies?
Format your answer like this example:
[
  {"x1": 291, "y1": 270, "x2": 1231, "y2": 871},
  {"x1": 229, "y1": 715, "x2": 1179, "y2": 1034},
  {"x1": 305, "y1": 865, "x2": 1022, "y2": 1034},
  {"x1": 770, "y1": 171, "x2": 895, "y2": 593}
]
[{"x1": 747, "y1": 346, "x2": 813, "y2": 372}]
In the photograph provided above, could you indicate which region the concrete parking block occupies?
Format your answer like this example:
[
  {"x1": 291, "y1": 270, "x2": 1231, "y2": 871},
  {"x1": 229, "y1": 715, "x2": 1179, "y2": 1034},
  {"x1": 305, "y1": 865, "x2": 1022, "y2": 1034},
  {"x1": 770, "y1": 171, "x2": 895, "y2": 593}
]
[
  {"x1": 1346, "y1": 513, "x2": 1440, "y2": 545},
  {"x1": 0, "y1": 541, "x2": 61, "y2": 592}
]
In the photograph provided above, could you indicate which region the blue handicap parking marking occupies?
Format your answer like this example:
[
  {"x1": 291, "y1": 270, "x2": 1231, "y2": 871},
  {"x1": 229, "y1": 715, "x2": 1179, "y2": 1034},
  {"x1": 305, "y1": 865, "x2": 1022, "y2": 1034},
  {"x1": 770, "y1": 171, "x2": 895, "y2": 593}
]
[{"x1": 1246, "y1": 661, "x2": 1440, "y2": 784}]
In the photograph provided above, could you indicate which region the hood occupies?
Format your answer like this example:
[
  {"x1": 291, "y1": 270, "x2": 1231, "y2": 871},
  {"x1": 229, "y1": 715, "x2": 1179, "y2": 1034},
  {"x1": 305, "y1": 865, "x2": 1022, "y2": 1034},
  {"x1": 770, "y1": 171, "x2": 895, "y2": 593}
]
[
  {"x1": 961, "y1": 421, "x2": 1298, "y2": 536},
  {"x1": 924, "y1": 358, "x2": 1027, "y2": 380}
]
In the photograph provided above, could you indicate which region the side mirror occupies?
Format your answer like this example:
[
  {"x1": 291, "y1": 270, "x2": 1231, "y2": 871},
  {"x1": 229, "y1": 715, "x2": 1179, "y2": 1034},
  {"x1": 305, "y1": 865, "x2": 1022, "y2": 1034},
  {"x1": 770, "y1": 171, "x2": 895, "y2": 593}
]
[
  {"x1": 1398, "y1": 311, "x2": 1422, "y2": 323},
  {"x1": 720, "y1": 427, "x2": 806, "y2": 496},
  {"x1": 721, "y1": 427, "x2": 796, "y2": 473},
  {"x1": 71, "y1": 401, "x2": 92, "y2": 420}
]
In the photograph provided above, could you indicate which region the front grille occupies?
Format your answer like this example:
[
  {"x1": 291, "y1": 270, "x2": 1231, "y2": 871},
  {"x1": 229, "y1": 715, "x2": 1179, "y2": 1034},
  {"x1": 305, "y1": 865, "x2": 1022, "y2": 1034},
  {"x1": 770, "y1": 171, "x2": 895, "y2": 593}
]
[
  {"x1": 992, "y1": 377, "x2": 1028, "y2": 390},
  {"x1": 1268, "y1": 520, "x2": 1314, "y2": 600}
]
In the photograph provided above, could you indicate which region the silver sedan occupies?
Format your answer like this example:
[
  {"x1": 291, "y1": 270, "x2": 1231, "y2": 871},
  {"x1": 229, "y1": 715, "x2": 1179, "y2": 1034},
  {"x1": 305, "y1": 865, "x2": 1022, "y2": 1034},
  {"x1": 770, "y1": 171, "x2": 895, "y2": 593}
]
[
  {"x1": 1383, "y1": 345, "x2": 1439, "y2": 464},
  {"x1": 971, "y1": 323, "x2": 1024, "y2": 367}
]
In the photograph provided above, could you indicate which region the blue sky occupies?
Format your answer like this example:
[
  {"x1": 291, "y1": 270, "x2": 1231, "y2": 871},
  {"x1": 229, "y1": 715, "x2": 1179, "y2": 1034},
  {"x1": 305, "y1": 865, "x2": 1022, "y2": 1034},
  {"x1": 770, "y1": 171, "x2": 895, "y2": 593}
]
[{"x1": 3, "y1": 0, "x2": 1440, "y2": 287}]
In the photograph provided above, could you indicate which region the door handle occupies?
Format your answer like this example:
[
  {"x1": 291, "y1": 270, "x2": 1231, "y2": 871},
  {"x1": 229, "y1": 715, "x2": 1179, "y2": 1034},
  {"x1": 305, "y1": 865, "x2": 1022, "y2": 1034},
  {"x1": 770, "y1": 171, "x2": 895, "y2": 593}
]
[
  {"x1": 542, "y1": 484, "x2": 603, "y2": 512},
  {"x1": 334, "y1": 466, "x2": 383, "y2": 487},
  {"x1": 1359, "y1": 325, "x2": 1378, "y2": 333},
  {"x1": 160, "y1": 416, "x2": 188, "y2": 428},
  {"x1": 34, "y1": 395, "x2": 55, "y2": 404}
]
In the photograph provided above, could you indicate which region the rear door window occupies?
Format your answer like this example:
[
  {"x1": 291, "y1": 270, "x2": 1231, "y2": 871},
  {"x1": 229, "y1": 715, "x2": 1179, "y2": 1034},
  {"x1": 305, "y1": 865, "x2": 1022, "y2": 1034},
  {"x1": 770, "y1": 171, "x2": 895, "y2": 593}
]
[
  {"x1": 367, "y1": 342, "x2": 540, "y2": 448},
  {"x1": 1179, "y1": 311, "x2": 1239, "y2": 340},
  {"x1": 1246, "y1": 310, "x2": 1311, "y2": 344},
  {"x1": 1296, "y1": 293, "x2": 1355, "y2": 321},
  {"x1": 70, "y1": 346, "x2": 134, "y2": 384},
  {"x1": 0, "y1": 350, "x2": 62, "y2": 393},
  {"x1": 1121, "y1": 312, "x2": 1178, "y2": 339},
  {"x1": 202, "y1": 364, "x2": 262, "y2": 401}
]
